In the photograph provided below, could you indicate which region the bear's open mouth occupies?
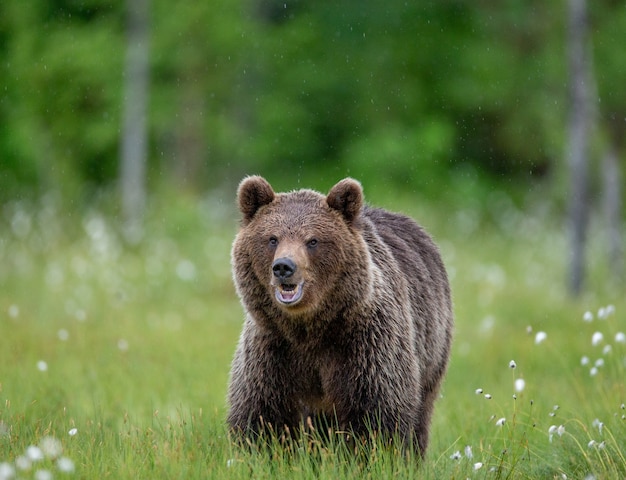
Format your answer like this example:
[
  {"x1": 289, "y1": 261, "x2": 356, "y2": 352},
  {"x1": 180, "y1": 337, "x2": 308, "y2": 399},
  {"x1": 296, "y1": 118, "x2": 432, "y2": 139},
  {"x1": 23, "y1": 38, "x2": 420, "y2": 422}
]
[{"x1": 275, "y1": 282, "x2": 304, "y2": 305}]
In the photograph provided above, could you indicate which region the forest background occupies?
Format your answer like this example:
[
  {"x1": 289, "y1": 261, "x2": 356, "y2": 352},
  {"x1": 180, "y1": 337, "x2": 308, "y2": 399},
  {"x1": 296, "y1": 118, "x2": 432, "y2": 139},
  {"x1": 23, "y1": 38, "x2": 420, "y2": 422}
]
[{"x1": 1, "y1": 1, "x2": 623, "y2": 203}]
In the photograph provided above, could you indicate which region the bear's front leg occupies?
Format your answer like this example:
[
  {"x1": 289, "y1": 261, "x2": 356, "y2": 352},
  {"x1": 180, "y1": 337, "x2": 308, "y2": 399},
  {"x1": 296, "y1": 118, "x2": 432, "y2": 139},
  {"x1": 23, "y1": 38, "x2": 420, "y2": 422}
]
[
  {"x1": 322, "y1": 340, "x2": 422, "y2": 452},
  {"x1": 227, "y1": 321, "x2": 299, "y2": 439}
]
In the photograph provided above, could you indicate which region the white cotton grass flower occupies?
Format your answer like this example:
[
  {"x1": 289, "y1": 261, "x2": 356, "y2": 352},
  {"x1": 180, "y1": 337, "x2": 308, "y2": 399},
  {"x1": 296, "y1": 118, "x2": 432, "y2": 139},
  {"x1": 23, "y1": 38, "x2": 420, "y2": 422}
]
[
  {"x1": 473, "y1": 462, "x2": 484, "y2": 471},
  {"x1": 602, "y1": 345, "x2": 612, "y2": 355},
  {"x1": 590, "y1": 367, "x2": 598, "y2": 376},
  {"x1": 8, "y1": 305, "x2": 20, "y2": 319},
  {"x1": 514, "y1": 378, "x2": 526, "y2": 392},
  {"x1": 484, "y1": 393, "x2": 492, "y2": 400},
  {"x1": 581, "y1": 356, "x2": 590, "y2": 366},
  {"x1": 549, "y1": 425, "x2": 557, "y2": 442},
  {"x1": 594, "y1": 358, "x2": 604, "y2": 368},
  {"x1": 583, "y1": 311, "x2": 594, "y2": 322},
  {"x1": 56, "y1": 457, "x2": 75, "y2": 473},
  {"x1": 592, "y1": 419, "x2": 603, "y2": 433},
  {"x1": 547, "y1": 424, "x2": 565, "y2": 442},
  {"x1": 591, "y1": 332, "x2": 604, "y2": 346},
  {"x1": 535, "y1": 331, "x2": 547, "y2": 344},
  {"x1": 40, "y1": 436, "x2": 62, "y2": 459},
  {"x1": 57, "y1": 329, "x2": 70, "y2": 341},
  {"x1": 450, "y1": 450, "x2": 462, "y2": 460},
  {"x1": 0, "y1": 462, "x2": 16, "y2": 480},
  {"x1": 465, "y1": 445, "x2": 473, "y2": 459},
  {"x1": 68, "y1": 428, "x2": 78, "y2": 436},
  {"x1": 36, "y1": 361, "x2": 48, "y2": 372},
  {"x1": 587, "y1": 440, "x2": 597, "y2": 449},
  {"x1": 26, "y1": 445, "x2": 44, "y2": 462},
  {"x1": 615, "y1": 332, "x2": 625, "y2": 344},
  {"x1": 597, "y1": 306, "x2": 614, "y2": 319},
  {"x1": 15, "y1": 455, "x2": 31, "y2": 471},
  {"x1": 509, "y1": 360, "x2": 517, "y2": 369},
  {"x1": 34, "y1": 469, "x2": 52, "y2": 480},
  {"x1": 495, "y1": 417, "x2": 506, "y2": 426},
  {"x1": 475, "y1": 388, "x2": 483, "y2": 395}
]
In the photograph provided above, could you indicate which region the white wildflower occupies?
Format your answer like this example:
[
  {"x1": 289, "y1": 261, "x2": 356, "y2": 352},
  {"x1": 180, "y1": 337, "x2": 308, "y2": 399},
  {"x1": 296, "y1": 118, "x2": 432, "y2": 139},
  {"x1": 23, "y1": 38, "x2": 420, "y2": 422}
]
[
  {"x1": 117, "y1": 339, "x2": 129, "y2": 351},
  {"x1": 509, "y1": 360, "x2": 517, "y2": 369},
  {"x1": 0, "y1": 462, "x2": 15, "y2": 480},
  {"x1": 535, "y1": 331, "x2": 547, "y2": 344},
  {"x1": 592, "y1": 419, "x2": 603, "y2": 433},
  {"x1": 549, "y1": 425, "x2": 557, "y2": 442},
  {"x1": 176, "y1": 259, "x2": 196, "y2": 281},
  {"x1": 40, "y1": 436, "x2": 62, "y2": 459},
  {"x1": 36, "y1": 361, "x2": 48, "y2": 372},
  {"x1": 583, "y1": 311, "x2": 594, "y2": 322},
  {"x1": 450, "y1": 450, "x2": 462, "y2": 460},
  {"x1": 57, "y1": 329, "x2": 69, "y2": 341},
  {"x1": 484, "y1": 393, "x2": 492, "y2": 400},
  {"x1": 587, "y1": 440, "x2": 596, "y2": 449},
  {"x1": 591, "y1": 332, "x2": 603, "y2": 346},
  {"x1": 34, "y1": 470, "x2": 52, "y2": 480},
  {"x1": 473, "y1": 462, "x2": 483, "y2": 471},
  {"x1": 26, "y1": 446, "x2": 44, "y2": 462},
  {"x1": 557, "y1": 425, "x2": 565, "y2": 436},
  {"x1": 590, "y1": 367, "x2": 598, "y2": 376},
  {"x1": 15, "y1": 456, "x2": 31, "y2": 471},
  {"x1": 581, "y1": 356, "x2": 590, "y2": 366},
  {"x1": 56, "y1": 457, "x2": 75, "y2": 473},
  {"x1": 475, "y1": 388, "x2": 483, "y2": 395},
  {"x1": 615, "y1": 332, "x2": 625, "y2": 344},
  {"x1": 496, "y1": 417, "x2": 506, "y2": 426},
  {"x1": 514, "y1": 378, "x2": 525, "y2": 392},
  {"x1": 68, "y1": 428, "x2": 78, "y2": 436},
  {"x1": 465, "y1": 445, "x2": 473, "y2": 459}
]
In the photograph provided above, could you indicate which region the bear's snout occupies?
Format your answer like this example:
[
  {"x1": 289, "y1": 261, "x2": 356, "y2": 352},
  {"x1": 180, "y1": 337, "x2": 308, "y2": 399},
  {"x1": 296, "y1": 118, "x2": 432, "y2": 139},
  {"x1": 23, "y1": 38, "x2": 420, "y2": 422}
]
[
  {"x1": 271, "y1": 257, "x2": 305, "y2": 306},
  {"x1": 272, "y1": 257, "x2": 297, "y2": 282}
]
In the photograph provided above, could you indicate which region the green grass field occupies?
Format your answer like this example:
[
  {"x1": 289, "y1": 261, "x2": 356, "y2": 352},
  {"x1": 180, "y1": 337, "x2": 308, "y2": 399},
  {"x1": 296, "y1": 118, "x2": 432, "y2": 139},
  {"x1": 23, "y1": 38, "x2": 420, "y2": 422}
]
[{"x1": 1, "y1": 192, "x2": 624, "y2": 479}]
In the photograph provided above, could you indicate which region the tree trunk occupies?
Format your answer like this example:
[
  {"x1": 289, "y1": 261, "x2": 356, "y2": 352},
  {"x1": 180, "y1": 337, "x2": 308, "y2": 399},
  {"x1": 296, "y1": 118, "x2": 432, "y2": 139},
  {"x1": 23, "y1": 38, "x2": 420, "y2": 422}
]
[
  {"x1": 566, "y1": 0, "x2": 592, "y2": 296},
  {"x1": 120, "y1": 0, "x2": 150, "y2": 243},
  {"x1": 602, "y1": 143, "x2": 623, "y2": 281}
]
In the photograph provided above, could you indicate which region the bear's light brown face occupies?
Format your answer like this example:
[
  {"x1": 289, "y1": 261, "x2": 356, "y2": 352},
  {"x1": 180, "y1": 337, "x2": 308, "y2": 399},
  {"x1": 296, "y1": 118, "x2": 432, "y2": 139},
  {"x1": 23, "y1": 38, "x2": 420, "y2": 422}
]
[
  {"x1": 233, "y1": 176, "x2": 365, "y2": 318},
  {"x1": 246, "y1": 194, "x2": 349, "y2": 315}
]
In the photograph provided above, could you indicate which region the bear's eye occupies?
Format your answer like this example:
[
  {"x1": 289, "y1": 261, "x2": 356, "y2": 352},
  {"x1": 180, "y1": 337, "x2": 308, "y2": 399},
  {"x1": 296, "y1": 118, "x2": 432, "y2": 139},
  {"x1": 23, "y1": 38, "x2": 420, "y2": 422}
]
[
  {"x1": 268, "y1": 236, "x2": 278, "y2": 247},
  {"x1": 306, "y1": 238, "x2": 318, "y2": 249}
]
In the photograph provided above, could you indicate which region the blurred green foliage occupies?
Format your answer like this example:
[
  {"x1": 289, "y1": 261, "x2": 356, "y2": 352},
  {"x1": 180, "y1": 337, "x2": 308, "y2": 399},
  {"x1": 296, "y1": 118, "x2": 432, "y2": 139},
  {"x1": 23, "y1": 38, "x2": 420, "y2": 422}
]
[{"x1": 0, "y1": 0, "x2": 624, "y2": 204}]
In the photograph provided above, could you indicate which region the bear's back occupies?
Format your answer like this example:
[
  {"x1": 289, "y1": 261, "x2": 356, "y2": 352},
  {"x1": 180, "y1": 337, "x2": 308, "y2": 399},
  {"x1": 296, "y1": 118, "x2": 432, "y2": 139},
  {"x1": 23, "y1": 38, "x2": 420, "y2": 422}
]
[{"x1": 362, "y1": 206, "x2": 453, "y2": 383}]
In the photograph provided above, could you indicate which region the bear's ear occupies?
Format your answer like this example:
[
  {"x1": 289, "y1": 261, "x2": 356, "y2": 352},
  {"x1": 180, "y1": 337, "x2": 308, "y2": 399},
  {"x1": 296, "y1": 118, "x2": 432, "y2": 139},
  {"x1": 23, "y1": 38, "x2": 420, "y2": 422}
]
[
  {"x1": 326, "y1": 178, "x2": 363, "y2": 223},
  {"x1": 237, "y1": 176, "x2": 275, "y2": 223}
]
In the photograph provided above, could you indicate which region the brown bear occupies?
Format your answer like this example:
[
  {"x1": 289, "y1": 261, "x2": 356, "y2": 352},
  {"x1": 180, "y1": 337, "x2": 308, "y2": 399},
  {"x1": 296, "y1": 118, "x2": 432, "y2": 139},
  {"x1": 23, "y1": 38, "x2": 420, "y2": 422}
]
[{"x1": 227, "y1": 176, "x2": 453, "y2": 456}]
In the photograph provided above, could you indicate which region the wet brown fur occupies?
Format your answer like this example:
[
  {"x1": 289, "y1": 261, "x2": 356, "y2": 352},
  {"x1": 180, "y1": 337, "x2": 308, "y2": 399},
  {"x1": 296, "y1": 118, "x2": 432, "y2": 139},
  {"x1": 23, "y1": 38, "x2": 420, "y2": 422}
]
[{"x1": 227, "y1": 176, "x2": 453, "y2": 456}]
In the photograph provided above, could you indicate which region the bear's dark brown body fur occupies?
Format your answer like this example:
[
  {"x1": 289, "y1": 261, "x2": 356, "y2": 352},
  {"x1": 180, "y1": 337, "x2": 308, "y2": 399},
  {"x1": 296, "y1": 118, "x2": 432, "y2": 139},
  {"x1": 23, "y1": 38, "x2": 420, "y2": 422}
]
[{"x1": 227, "y1": 176, "x2": 453, "y2": 455}]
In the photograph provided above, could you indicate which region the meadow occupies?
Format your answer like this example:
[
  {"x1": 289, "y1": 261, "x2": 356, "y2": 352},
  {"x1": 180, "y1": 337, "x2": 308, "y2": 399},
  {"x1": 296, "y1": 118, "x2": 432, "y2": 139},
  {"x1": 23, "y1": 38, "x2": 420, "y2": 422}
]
[{"x1": 0, "y1": 190, "x2": 624, "y2": 479}]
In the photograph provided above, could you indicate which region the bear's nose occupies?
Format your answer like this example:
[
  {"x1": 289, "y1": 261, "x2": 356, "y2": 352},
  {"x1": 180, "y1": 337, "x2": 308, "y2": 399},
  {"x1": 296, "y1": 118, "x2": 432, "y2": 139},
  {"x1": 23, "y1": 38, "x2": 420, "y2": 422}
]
[{"x1": 272, "y1": 257, "x2": 296, "y2": 280}]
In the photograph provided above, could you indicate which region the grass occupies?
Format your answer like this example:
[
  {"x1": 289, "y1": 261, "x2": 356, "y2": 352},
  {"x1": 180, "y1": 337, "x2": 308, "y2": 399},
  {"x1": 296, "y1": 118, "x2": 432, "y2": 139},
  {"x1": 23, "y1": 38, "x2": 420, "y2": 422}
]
[{"x1": 0, "y1": 190, "x2": 624, "y2": 479}]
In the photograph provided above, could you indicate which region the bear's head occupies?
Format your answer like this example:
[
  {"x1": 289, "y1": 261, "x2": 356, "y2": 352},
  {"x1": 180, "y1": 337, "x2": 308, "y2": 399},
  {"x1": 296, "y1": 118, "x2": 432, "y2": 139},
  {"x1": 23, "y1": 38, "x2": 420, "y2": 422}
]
[{"x1": 232, "y1": 176, "x2": 369, "y2": 321}]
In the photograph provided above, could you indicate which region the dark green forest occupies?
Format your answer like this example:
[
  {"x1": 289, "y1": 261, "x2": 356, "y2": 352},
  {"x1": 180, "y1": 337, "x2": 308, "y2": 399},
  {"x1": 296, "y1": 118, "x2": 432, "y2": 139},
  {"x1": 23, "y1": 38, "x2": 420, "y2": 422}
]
[{"x1": 0, "y1": 0, "x2": 624, "y2": 206}]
